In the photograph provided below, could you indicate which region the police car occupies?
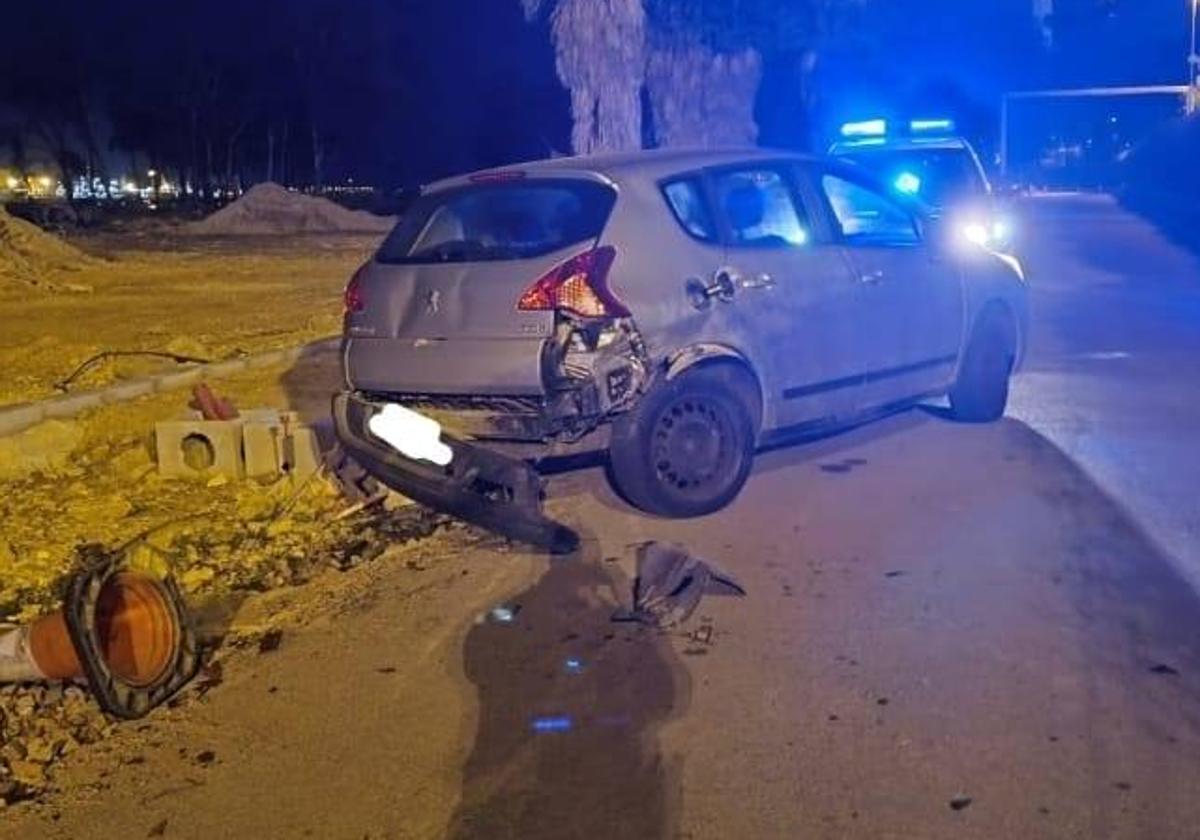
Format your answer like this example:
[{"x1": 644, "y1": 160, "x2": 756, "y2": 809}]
[{"x1": 829, "y1": 119, "x2": 1013, "y2": 251}]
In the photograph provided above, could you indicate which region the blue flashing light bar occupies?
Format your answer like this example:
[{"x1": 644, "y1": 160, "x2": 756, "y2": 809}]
[
  {"x1": 840, "y1": 119, "x2": 888, "y2": 138},
  {"x1": 910, "y1": 118, "x2": 956, "y2": 134}
]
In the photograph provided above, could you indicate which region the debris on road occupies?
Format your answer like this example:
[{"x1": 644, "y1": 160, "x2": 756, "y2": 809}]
[
  {"x1": 1149, "y1": 663, "x2": 1180, "y2": 676},
  {"x1": 0, "y1": 683, "x2": 114, "y2": 804},
  {"x1": 613, "y1": 542, "x2": 746, "y2": 627},
  {"x1": 186, "y1": 183, "x2": 394, "y2": 236},
  {"x1": 257, "y1": 630, "x2": 284, "y2": 654},
  {"x1": 950, "y1": 795, "x2": 974, "y2": 811}
]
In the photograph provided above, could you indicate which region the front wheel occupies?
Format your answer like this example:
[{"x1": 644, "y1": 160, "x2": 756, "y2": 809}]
[
  {"x1": 608, "y1": 366, "x2": 757, "y2": 518},
  {"x1": 949, "y1": 315, "x2": 1015, "y2": 423}
]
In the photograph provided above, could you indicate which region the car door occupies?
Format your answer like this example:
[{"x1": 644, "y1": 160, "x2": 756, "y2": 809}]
[
  {"x1": 705, "y1": 164, "x2": 867, "y2": 429},
  {"x1": 810, "y1": 169, "x2": 964, "y2": 412}
]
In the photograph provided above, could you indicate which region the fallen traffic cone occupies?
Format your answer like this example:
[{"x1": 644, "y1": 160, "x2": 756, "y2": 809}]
[{"x1": 0, "y1": 565, "x2": 199, "y2": 718}]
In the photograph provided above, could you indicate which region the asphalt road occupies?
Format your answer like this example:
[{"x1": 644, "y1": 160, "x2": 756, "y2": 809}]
[
  {"x1": 7, "y1": 194, "x2": 1200, "y2": 840},
  {"x1": 1010, "y1": 193, "x2": 1200, "y2": 593}
]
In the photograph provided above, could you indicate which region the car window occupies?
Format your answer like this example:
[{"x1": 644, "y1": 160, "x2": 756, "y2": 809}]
[
  {"x1": 662, "y1": 178, "x2": 718, "y2": 242},
  {"x1": 820, "y1": 175, "x2": 920, "y2": 246},
  {"x1": 377, "y1": 179, "x2": 616, "y2": 264},
  {"x1": 713, "y1": 168, "x2": 810, "y2": 248}
]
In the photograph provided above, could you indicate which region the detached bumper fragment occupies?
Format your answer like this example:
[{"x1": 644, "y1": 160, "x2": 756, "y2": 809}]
[{"x1": 333, "y1": 392, "x2": 578, "y2": 553}]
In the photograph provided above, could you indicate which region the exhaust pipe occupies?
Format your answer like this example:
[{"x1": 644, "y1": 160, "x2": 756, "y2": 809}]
[{"x1": 0, "y1": 563, "x2": 200, "y2": 719}]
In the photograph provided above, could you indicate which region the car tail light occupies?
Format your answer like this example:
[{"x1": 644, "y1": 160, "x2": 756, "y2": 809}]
[
  {"x1": 517, "y1": 247, "x2": 629, "y2": 318},
  {"x1": 343, "y1": 265, "x2": 366, "y2": 314}
]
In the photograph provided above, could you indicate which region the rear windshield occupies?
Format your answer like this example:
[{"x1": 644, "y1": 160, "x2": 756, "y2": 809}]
[
  {"x1": 377, "y1": 179, "x2": 616, "y2": 264},
  {"x1": 838, "y1": 148, "x2": 985, "y2": 207}
]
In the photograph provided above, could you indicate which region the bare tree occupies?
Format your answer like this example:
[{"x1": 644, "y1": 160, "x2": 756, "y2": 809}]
[
  {"x1": 523, "y1": 0, "x2": 646, "y2": 155},
  {"x1": 646, "y1": 45, "x2": 761, "y2": 148}
]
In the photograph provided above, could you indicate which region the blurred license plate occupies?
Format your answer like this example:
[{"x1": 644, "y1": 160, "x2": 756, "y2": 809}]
[{"x1": 367, "y1": 403, "x2": 454, "y2": 466}]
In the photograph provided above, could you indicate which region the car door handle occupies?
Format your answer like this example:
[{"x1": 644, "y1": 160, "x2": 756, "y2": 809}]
[
  {"x1": 859, "y1": 270, "x2": 885, "y2": 286},
  {"x1": 684, "y1": 268, "x2": 739, "y2": 310},
  {"x1": 740, "y1": 272, "x2": 776, "y2": 291}
]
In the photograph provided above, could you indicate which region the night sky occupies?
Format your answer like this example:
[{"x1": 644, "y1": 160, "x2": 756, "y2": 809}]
[{"x1": 0, "y1": 0, "x2": 1189, "y2": 190}]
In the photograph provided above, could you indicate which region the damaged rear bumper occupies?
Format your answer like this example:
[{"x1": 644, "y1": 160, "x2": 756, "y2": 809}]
[{"x1": 332, "y1": 392, "x2": 579, "y2": 552}]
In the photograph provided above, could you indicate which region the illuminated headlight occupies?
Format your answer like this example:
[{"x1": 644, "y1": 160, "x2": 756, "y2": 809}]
[
  {"x1": 958, "y1": 216, "x2": 1014, "y2": 251},
  {"x1": 960, "y1": 222, "x2": 990, "y2": 247}
]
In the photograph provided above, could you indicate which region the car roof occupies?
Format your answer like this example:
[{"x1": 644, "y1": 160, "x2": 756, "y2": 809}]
[
  {"x1": 425, "y1": 147, "x2": 819, "y2": 193},
  {"x1": 829, "y1": 136, "x2": 973, "y2": 155}
]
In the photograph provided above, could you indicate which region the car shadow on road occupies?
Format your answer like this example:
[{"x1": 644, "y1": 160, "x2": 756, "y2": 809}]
[
  {"x1": 276, "y1": 340, "x2": 344, "y2": 450},
  {"x1": 446, "y1": 535, "x2": 687, "y2": 840}
]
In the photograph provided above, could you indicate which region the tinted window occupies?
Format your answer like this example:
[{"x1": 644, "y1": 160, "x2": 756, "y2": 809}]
[
  {"x1": 662, "y1": 178, "x2": 717, "y2": 242},
  {"x1": 713, "y1": 169, "x2": 809, "y2": 248},
  {"x1": 378, "y1": 180, "x2": 616, "y2": 264},
  {"x1": 820, "y1": 175, "x2": 919, "y2": 246}
]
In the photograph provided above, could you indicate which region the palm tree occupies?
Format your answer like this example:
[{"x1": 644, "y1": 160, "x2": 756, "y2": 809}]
[{"x1": 522, "y1": 0, "x2": 646, "y2": 155}]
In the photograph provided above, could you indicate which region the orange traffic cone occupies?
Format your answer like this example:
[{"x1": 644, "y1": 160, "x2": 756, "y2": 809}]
[{"x1": 0, "y1": 572, "x2": 181, "y2": 689}]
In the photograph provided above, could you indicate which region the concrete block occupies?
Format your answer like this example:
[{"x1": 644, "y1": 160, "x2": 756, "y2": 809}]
[
  {"x1": 246, "y1": 349, "x2": 289, "y2": 370},
  {"x1": 43, "y1": 392, "x2": 105, "y2": 419},
  {"x1": 242, "y1": 421, "x2": 283, "y2": 480},
  {"x1": 283, "y1": 425, "x2": 322, "y2": 480},
  {"x1": 155, "y1": 420, "x2": 244, "y2": 480},
  {"x1": 101, "y1": 380, "x2": 156, "y2": 403},
  {"x1": 153, "y1": 367, "x2": 205, "y2": 392},
  {"x1": 0, "y1": 405, "x2": 45, "y2": 437},
  {"x1": 242, "y1": 413, "x2": 323, "y2": 481},
  {"x1": 203, "y1": 359, "x2": 250, "y2": 378}
]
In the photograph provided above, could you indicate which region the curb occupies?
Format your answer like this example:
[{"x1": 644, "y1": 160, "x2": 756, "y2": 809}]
[{"x1": 0, "y1": 338, "x2": 340, "y2": 439}]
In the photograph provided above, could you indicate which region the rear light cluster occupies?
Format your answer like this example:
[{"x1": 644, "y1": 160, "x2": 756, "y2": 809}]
[
  {"x1": 517, "y1": 246, "x2": 629, "y2": 319},
  {"x1": 343, "y1": 264, "x2": 366, "y2": 313}
]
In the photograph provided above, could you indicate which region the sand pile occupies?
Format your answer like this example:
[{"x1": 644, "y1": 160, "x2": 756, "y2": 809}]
[
  {"x1": 188, "y1": 183, "x2": 395, "y2": 236},
  {"x1": 0, "y1": 207, "x2": 94, "y2": 291}
]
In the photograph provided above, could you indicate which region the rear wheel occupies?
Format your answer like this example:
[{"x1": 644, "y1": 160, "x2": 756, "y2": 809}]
[
  {"x1": 608, "y1": 365, "x2": 757, "y2": 518},
  {"x1": 949, "y1": 313, "x2": 1015, "y2": 423}
]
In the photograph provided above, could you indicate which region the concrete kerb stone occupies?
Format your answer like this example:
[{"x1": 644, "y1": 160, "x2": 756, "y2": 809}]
[
  {"x1": 0, "y1": 337, "x2": 336, "y2": 440},
  {"x1": 0, "y1": 405, "x2": 45, "y2": 438}
]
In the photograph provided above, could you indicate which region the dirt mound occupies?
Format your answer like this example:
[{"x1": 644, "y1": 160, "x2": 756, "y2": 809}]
[
  {"x1": 188, "y1": 183, "x2": 395, "y2": 236},
  {"x1": 0, "y1": 207, "x2": 94, "y2": 291}
]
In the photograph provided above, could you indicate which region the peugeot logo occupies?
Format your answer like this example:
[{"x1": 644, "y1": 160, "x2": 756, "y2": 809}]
[{"x1": 425, "y1": 290, "x2": 441, "y2": 315}]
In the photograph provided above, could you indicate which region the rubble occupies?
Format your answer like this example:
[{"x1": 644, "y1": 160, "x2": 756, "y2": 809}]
[
  {"x1": 0, "y1": 684, "x2": 114, "y2": 805},
  {"x1": 186, "y1": 183, "x2": 394, "y2": 236}
]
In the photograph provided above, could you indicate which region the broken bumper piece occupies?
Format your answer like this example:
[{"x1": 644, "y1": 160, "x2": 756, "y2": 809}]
[{"x1": 333, "y1": 392, "x2": 579, "y2": 554}]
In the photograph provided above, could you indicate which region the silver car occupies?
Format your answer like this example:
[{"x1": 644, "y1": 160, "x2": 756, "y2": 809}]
[{"x1": 334, "y1": 149, "x2": 1028, "y2": 541}]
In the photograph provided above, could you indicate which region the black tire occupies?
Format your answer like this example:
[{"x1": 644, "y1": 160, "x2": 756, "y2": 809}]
[
  {"x1": 949, "y1": 313, "x2": 1015, "y2": 423},
  {"x1": 608, "y1": 365, "x2": 757, "y2": 518}
]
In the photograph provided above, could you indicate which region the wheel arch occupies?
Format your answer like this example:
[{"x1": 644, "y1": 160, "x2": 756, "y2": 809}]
[{"x1": 663, "y1": 343, "x2": 765, "y2": 434}]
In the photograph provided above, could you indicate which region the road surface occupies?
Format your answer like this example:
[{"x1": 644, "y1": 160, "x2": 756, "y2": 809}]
[
  {"x1": 1011, "y1": 193, "x2": 1200, "y2": 593},
  {"x1": 6, "y1": 195, "x2": 1200, "y2": 840}
]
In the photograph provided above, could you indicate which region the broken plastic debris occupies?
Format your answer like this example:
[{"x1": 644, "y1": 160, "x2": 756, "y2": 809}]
[
  {"x1": 612, "y1": 542, "x2": 746, "y2": 628},
  {"x1": 531, "y1": 715, "x2": 574, "y2": 733}
]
